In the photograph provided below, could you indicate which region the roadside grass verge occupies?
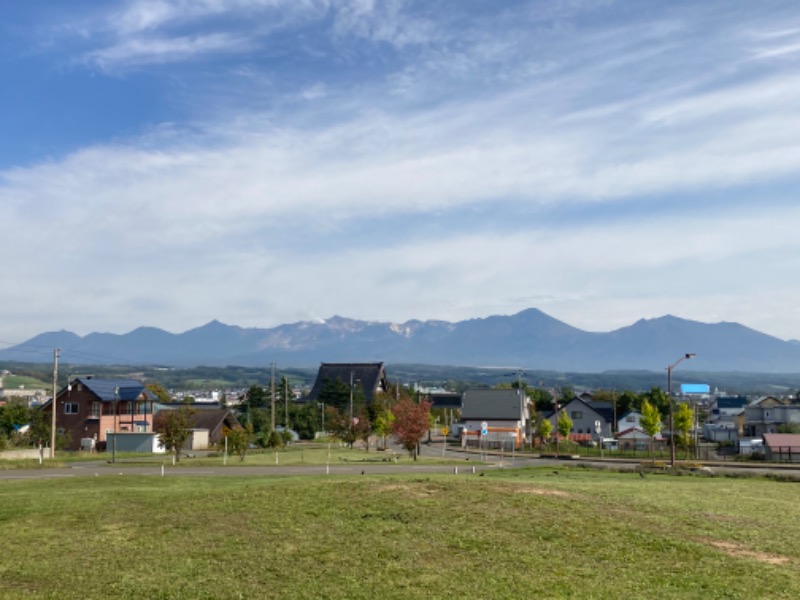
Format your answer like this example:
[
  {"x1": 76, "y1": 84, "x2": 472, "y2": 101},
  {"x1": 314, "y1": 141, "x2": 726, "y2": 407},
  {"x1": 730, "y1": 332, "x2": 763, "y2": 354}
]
[
  {"x1": 1, "y1": 468, "x2": 799, "y2": 598},
  {"x1": 0, "y1": 444, "x2": 471, "y2": 470}
]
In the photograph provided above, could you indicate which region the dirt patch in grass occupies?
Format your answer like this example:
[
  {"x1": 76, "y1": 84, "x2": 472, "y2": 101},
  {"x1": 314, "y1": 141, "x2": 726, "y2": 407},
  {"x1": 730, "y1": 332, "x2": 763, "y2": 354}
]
[
  {"x1": 702, "y1": 538, "x2": 791, "y2": 565},
  {"x1": 513, "y1": 486, "x2": 571, "y2": 497}
]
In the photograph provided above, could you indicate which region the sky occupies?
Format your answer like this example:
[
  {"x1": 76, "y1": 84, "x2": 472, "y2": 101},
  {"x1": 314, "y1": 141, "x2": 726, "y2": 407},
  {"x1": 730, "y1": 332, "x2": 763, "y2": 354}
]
[{"x1": 3, "y1": 0, "x2": 800, "y2": 346}]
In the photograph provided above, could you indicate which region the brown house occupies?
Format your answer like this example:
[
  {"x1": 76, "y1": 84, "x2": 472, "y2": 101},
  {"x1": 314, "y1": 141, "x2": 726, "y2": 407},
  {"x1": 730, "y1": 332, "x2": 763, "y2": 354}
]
[{"x1": 42, "y1": 377, "x2": 156, "y2": 450}]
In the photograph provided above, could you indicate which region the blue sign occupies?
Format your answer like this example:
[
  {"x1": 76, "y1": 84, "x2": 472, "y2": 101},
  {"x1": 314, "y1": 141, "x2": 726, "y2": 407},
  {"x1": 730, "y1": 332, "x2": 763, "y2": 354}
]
[{"x1": 681, "y1": 384, "x2": 710, "y2": 394}]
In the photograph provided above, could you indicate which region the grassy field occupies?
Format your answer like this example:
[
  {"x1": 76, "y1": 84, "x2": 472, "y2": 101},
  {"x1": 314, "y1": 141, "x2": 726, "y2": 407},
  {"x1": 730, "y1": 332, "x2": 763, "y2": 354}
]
[
  {"x1": 0, "y1": 444, "x2": 454, "y2": 470},
  {"x1": 0, "y1": 374, "x2": 49, "y2": 390},
  {"x1": 1, "y1": 468, "x2": 799, "y2": 599}
]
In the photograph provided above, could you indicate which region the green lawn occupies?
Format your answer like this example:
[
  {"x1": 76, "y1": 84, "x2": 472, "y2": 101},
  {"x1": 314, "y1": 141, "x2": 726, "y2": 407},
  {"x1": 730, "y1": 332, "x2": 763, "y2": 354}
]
[
  {"x1": 1, "y1": 468, "x2": 799, "y2": 599},
  {"x1": 0, "y1": 444, "x2": 465, "y2": 470},
  {"x1": 0, "y1": 374, "x2": 49, "y2": 390}
]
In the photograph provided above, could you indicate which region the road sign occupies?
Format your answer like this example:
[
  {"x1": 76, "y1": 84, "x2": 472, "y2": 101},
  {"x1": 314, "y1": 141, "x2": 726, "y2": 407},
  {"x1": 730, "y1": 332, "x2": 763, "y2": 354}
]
[{"x1": 441, "y1": 427, "x2": 449, "y2": 436}]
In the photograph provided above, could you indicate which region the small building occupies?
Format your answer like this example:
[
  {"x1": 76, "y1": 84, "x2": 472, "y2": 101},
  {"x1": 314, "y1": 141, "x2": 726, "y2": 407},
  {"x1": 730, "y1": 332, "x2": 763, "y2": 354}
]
[
  {"x1": 460, "y1": 389, "x2": 529, "y2": 449},
  {"x1": 187, "y1": 408, "x2": 242, "y2": 449},
  {"x1": 153, "y1": 405, "x2": 242, "y2": 450},
  {"x1": 616, "y1": 427, "x2": 663, "y2": 451},
  {"x1": 763, "y1": 433, "x2": 800, "y2": 462}
]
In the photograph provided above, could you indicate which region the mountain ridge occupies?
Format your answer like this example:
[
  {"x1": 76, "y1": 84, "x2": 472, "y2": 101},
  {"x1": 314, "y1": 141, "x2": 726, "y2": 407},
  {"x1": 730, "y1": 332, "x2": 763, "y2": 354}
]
[{"x1": 2, "y1": 309, "x2": 800, "y2": 373}]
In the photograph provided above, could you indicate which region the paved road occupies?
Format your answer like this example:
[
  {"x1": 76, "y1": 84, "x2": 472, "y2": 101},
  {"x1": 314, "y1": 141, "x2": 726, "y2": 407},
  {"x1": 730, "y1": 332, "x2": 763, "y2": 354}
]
[{"x1": 3, "y1": 442, "x2": 799, "y2": 481}]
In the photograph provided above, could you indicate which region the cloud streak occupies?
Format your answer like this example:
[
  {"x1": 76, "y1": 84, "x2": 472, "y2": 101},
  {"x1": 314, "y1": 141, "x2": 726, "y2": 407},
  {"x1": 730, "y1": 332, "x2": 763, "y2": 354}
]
[{"x1": 3, "y1": 0, "x2": 800, "y2": 346}]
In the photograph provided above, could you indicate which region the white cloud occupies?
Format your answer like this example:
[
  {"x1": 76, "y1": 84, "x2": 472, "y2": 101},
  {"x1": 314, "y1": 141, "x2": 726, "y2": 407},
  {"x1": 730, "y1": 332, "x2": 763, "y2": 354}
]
[{"x1": 4, "y1": 0, "x2": 800, "y2": 345}]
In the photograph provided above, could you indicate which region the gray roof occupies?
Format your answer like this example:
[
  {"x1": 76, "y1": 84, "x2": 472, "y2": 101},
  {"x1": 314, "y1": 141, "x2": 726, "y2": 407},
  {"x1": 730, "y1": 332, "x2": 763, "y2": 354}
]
[{"x1": 461, "y1": 389, "x2": 524, "y2": 420}]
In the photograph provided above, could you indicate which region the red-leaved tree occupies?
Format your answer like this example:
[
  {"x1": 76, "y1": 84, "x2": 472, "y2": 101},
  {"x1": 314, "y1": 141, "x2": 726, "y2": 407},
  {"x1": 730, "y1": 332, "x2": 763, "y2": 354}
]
[{"x1": 391, "y1": 397, "x2": 431, "y2": 460}]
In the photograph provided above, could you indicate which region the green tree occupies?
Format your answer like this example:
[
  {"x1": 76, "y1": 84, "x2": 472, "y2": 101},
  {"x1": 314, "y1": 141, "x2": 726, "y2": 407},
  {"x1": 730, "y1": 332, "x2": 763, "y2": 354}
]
[
  {"x1": 373, "y1": 407, "x2": 395, "y2": 450},
  {"x1": 777, "y1": 423, "x2": 800, "y2": 433},
  {"x1": 641, "y1": 387, "x2": 670, "y2": 420},
  {"x1": 317, "y1": 377, "x2": 351, "y2": 412},
  {"x1": 225, "y1": 424, "x2": 252, "y2": 461},
  {"x1": 639, "y1": 398, "x2": 662, "y2": 461},
  {"x1": 0, "y1": 400, "x2": 30, "y2": 437},
  {"x1": 292, "y1": 402, "x2": 321, "y2": 440},
  {"x1": 557, "y1": 409, "x2": 573, "y2": 441},
  {"x1": 617, "y1": 391, "x2": 640, "y2": 421},
  {"x1": 559, "y1": 386, "x2": 575, "y2": 406},
  {"x1": 529, "y1": 388, "x2": 554, "y2": 412},
  {"x1": 537, "y1": 418, "x2": 553, "y2": 449},
  {"x1": 146, "y1": 383, "x2": 172, "y2": 404},
  {"x1": 326, "y1": 405, "x2": 358, "y2": 448},
  {"x1": 154, "y1": 405, "x2": 195, "y2": 462},
  {"x1": 674, "y1": 402, "x2": 694, "y2": 459},
  {"x1": 243, "y1": 385, "x2": 269, "y2": 412}
]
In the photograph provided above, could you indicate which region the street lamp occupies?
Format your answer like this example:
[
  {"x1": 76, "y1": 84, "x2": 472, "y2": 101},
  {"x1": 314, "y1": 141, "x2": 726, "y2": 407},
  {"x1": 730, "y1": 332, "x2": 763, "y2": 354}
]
[{"x1": 667, "y1": 353, "x2": 696, "y2": 467}]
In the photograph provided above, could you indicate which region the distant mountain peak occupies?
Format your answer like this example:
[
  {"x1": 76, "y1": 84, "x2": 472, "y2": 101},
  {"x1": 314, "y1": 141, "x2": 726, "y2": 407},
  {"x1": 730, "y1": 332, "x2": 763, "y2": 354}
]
[{"x1": 3, "y1": 308, "x2": 800, "y2": 372}]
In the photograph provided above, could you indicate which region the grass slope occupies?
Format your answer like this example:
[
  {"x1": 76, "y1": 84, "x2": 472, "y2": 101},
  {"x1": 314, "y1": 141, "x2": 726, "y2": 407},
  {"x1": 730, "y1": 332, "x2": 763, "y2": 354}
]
[{"x1": 1, "y1": 468, "x2": 799, "y2": 599}]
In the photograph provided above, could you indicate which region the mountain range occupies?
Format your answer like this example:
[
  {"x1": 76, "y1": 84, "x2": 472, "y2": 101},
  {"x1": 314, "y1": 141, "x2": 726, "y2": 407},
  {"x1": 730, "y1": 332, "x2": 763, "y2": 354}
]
[{"x1": 2, "y1": 308, "x2": 800, "y2": 373}]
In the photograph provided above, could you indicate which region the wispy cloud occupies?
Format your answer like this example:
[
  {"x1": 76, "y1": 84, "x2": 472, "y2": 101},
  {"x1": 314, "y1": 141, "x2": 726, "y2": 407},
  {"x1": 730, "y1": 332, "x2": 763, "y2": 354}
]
[{"x1": 4, "y1": 0, "x2": 800, "y2": 343}]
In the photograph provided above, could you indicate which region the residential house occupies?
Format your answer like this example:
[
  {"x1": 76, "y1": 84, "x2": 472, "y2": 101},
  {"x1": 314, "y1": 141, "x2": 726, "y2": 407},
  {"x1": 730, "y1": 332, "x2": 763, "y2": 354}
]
[
  {"x1": 763, "y1": 433, "x2": 800, "y2": 463},
  {"x1": 41, "y1": 377, "x2": 156, "y2": 450},
  {"x1": 709, "y1": 396, "x2": 748, "y2": 424},
  {"x1": 617, "y1": 410, "x2": 644, "y2": 432},
  {"x1": 548, "y1": 397, "x2": 613, "y2": 443},
  {"x1": 153, "y1": 404, "x2": 242, "y2": 450},
  {"x1": 187, "y1": 408, "x2": 242, "y2": 450},
  {"x1": 617, "y1": 427, "x2": 663, "y2": 451},
  {"x1": 615, "y1": 409, "x2": 664, "y2": 450},
  {"x1": 743, "y1": 404, "x2": 800, "y2": 437},
  {"x1": 460, "y1": 389, "x2": 529, "y2": 449}
]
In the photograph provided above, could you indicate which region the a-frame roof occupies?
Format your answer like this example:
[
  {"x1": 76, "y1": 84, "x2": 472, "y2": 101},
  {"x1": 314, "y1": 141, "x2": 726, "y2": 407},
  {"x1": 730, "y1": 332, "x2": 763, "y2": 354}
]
[
  {"x1": 304, "y1": 362, "x2": 388, "y2": 404},
  {"x1": 188, "y1": 409, "x2": 241, "y2": 432},
  {"x1": 559, "y1": 397, "x2": 613, "y2": 423}
]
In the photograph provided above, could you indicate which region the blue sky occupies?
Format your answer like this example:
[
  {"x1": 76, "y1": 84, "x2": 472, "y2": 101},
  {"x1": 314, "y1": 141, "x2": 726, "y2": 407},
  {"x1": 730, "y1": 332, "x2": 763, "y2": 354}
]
[{"x1": 3, "y1": 0, "x2": 800, "y2": 346}]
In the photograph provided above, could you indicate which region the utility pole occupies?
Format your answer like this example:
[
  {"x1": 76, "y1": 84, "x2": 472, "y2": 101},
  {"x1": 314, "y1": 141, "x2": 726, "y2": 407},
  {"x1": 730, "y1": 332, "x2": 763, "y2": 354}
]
[
  {"x1": 284, "y1": 377, "x2": 290, "y2": 429},
  {"x1": 49, "y1": 348, "x2": 60, "y2": 459},
  {"x1": 270, "y1": 362, "x2": 276, "y2": 431}
]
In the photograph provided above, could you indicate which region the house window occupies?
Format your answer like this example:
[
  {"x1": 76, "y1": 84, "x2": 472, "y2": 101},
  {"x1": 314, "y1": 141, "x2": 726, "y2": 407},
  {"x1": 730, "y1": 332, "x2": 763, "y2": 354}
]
[
  {"x1": 64, "y1": 402, "x2": 79, "y2": 415},
  {"x1": 571, "y1": 411, "x2": 583, "y2": 419},
  {"x1": 91, "y1": 402, "x2": 101, "y2": 418},
  {"x1": 626, "y1": 415, "x2": 635, "y2": 422}
]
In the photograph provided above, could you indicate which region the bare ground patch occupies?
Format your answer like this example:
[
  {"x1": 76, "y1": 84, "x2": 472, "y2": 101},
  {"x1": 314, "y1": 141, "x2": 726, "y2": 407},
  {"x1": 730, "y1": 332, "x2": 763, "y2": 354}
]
[
  {"x1": 701, "y1": 538, "x2": 791, "y2": 565},
  {"x1": 513, "y1": 486, "x2": 571, "y2": 497}
]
